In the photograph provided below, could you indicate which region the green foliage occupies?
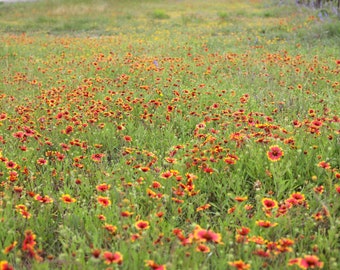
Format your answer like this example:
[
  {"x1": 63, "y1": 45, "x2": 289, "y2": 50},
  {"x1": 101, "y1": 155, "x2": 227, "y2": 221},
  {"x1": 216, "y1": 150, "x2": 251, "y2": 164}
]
[
  {"x1": 0, "y1": 0, "x2": 339, "y2": 269},
  {"x1": 217, "y1": 11, "x2": 229, "y2": 21},
  {"x1": 150, "y1": 9, "x2": 170, "y2": 20}
]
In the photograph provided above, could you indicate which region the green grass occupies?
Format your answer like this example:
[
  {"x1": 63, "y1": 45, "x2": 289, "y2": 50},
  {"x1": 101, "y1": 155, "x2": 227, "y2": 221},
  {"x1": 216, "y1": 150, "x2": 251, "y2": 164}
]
[
  {"x1": 150, "y1": 9, "x2": 170, "y2": 20},
  {"x1": 0, "y1": 0, "x2": 339, "y2": 269}
]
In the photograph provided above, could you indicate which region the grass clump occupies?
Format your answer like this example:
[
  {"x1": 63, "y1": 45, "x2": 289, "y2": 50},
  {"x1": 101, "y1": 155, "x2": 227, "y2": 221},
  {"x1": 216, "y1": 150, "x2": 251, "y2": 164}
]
[
  {"x1": 150, "y1": 9, "x2": 170, "y2": 19},
  {"x1": 217, "y1": 11, "x2": 229, "y2": 21}
]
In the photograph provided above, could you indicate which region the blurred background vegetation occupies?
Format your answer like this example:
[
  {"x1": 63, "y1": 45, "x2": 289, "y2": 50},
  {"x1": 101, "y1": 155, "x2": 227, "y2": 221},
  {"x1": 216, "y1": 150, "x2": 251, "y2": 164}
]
[{"x1": 0, "y1": 0, "x2": 339, "y2": 57}]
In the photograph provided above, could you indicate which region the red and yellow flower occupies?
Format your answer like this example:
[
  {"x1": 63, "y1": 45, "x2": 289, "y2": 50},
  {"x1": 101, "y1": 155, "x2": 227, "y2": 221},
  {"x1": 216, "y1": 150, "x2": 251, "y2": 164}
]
[
  {"x1": 145, "y1": 260, "x2": 166, "y2": 270},
  {"x1": 97, "y1": 196, "x2": 111, "y2": 207},
  {"x1": 267, "y1": 145, "x2": 284, "y2": 162},
  {"x1": 2, "y1": 241, "x2": 17, "y2": 255},
  {"x1": 262, "y1": 197, "x2": 278, "y2": 213},
  {"x1": 135, "y1": 220, "x2": 150, "y2": 230},
  {"x1": 102, "y1": 251, "x2": 123, "y2": 265},
  {"x1": 228, "y1": 260, "x2": 251, "y2": 270},
  {"x1": 0, "y1": 260, "x2": 14, "y2": 270},
  {"x1": 193, "y1": 226, "x2": 222, "y2": 244},
  {"x1": 96, "y1": 183, "x2": 111, "y2": 192},
  {"x1": 288, "y1": 255, "x2": 323, "y2": 269},
  {"x1": 60, "y1": 194, "x2": 76, "y2": 204},
  {"x1": 256, "y1": 220, "x2": 278, "y2": 228}
]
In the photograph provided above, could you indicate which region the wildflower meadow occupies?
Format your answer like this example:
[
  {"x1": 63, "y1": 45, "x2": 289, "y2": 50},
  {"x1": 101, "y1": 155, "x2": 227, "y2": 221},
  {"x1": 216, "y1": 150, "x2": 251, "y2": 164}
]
[{"x1": 0, "y1": 0, "x2": 339, "y2": 269}]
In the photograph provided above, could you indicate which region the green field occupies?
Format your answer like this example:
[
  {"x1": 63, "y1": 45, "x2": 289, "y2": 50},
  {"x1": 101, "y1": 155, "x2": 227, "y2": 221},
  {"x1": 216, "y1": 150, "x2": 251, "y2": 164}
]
[{"x1": 0, "y1": 0, "x2": 339, "y2": 269}]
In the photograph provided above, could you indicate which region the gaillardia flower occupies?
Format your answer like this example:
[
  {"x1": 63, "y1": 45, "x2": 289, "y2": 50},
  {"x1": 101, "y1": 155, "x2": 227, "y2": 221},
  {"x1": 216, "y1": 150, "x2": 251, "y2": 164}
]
[
  {"x1": 102, "y1": 251, "x2": 123, "y2": 265},
  {"x1": 97, "y1": 196, "x2": 111, "y2": 207},
  {"x1": 60, "y1": 194, "x2": 76, "y2": 204},
  {"x1": 262, "y1": 198, "x2": 278, "y2": 210},
  {"x1": 267, "y1": 145, "x2": 284, "y2": 162},
  {"x1": 228, "y1": 260, "x2": 251, "y2": 270},
  {"x1": 135, "y1": 220, "x2": 150, "y2": 230},
  {"x1": 193, "y1": 226, "x2": 222, "y2": 244}
]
